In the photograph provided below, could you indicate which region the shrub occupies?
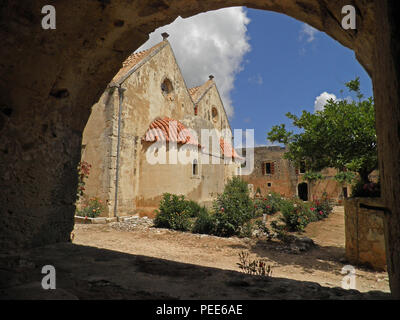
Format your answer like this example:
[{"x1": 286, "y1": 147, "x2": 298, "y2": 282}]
[
  {"x1": 154, "y1": 193, "x2": 192, "y2": 231},
  {"x1": 279, "y1": 199, "x2": 313, "y2": 232},
  {"x1": 211, "y1": 177, "x2": 254, "y2": 237},
  {"x1": 192, "y1": 207, "x2": 216, "y2": 235},
  {"x1": 253, "y1": 196, "x2": 278, "y2": 217},
  {"x1": 239, "y1": 221, "x2": 254, "y2": 238},
  {"x1": 292, "y1": 198, "x2": 319, "y2": 222},
  {"x1": 311, "y1": 197, "x2": 333, "y2": 220},
  {"x1": 76, "y1": 197, "x2": 105, "y2": 218},
  {"x1": 253, "y1": 199, "x2": 267, "y2": 217},
  {"x1": 254, "y1": 220, "x2": 272, "y2": 240},
  {"x1": 185, "y1": 200, "x2": 203, "y2": 218},
  {"x1": 270, "y1": 220, "x2": 291, "y2": 243},
  {"x1": 253, "y1": 192, "x2": 283, "y2": 217}
]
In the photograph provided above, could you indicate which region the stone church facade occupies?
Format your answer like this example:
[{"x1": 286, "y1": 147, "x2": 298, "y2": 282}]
[{"x1": 80, "y1": 34, "x2": 240, "y2": 217}]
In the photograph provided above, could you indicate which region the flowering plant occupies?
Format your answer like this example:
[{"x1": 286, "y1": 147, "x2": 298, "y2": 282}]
[
  {"x1": 311, "y1": 197, "x2": 333, "y2": 220},
  {"x1": 77, "y1": 161, "x2": 91, "y2": 199},
  {"x1": 76, "y1": 197, "x2": 105, "y2": 218},
  {"x1": 253, "y1": 192, "x2": 282, "y2": 217},
  {"x1": 279, "y1": 200, "x2": 313, "y2": 232}
]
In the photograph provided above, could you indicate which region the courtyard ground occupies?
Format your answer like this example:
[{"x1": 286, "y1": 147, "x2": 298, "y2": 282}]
[
  {"x1": 72, "y1": 206, "x2": 390, "y2": 293},
  {"x1": 0, "y1": 206, "x2": 390, "y2": 299}
]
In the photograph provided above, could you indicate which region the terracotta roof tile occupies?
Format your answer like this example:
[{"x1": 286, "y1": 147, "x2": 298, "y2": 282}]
[
  {"x1": 188, "y1": 86, "x2": 201, "y2": 97},
  {"x1": 143, "y1": 117, "x2": 201, "y2": 147},
  {"x1": 113, "y1": 41, "x2": 165, "y2": 82},
  {"x1": 219, "y1": 138, "x2": 242, "y2": 160},
  {"x1": 188, "y1": 79, "x2": 214, "y2": 103}
]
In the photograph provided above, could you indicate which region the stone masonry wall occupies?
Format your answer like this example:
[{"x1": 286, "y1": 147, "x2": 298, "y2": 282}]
[{"x1": 344, "y1": 198, "x2": 387, "y2": 271}]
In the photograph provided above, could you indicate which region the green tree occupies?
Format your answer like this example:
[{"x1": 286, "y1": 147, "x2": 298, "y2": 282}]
[{"x1": 267, "y1": 78, "x2": 377, "y2": 185}]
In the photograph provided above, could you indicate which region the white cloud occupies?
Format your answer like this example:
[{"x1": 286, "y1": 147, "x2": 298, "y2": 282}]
[
  {"x1": 314, "y1": 92, "x2": 337, "y2": 112},
  {"x1": 136, "y1": 7, "x2": 251, "y2": 118},
  {"x1": 298, "y1": 23, "x2": 320, "y2": 55},
  {"x1": 299, "y1": 24, "x2": 318, "y2": 43},
  {"x1": 248, "y1": 74, "x2": 263, "y2": 85}
]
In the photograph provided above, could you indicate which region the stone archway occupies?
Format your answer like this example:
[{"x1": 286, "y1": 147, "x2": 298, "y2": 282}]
[{"x1": 0, "y1": 1, "x2": 399, "y2": 297}]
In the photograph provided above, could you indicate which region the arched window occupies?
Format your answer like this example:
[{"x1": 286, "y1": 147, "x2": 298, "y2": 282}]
[
  {"x1": 161, "y1": 78, "x2": 173, "y2": 95},
  {"x1": 192, "y1": 159, "x2": 198, "y2": 176}
]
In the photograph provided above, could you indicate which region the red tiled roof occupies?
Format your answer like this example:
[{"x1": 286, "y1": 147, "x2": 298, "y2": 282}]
[
  {"x1": 219, "y1": 138, "x2": 242, "y2": 160},
  {"x1": 113, "y1": 41, "x2": 165, "y2": 82},
  {"x1": 143, "y1": 117, "x2": 200, "y2": 147},
  {"x1": 188, "y1": 79, "x2": 214, "y2": 103},
  {"x1": 188, "y1": 86, "x2": 201, "y2": 97}
]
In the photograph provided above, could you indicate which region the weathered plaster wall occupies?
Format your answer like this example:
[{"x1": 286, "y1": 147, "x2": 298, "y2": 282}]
[
  {"x1": 344, "y1": 198, "x2": 387, "y2": 271},
  {"x1": 241, "y1": 147, "x2": 298, "y2": 197},
  {"x1": 195, "y1": 83, "x2": 231, "y2": 133},
  {"x1": 241, "y1": 147, "x2": 347, "y2": 201},
  {"x1": 115, "y1": 41, "x2": 196, "y2": 216},
  {"x1": 310, "y1": 167, "x2": 348, "y2": 201},
  {"x1": 82, "y1": 40, "x2": 237, "y2": 217},
  {"x1": 82, "y1": 41, "x2": 197, "y2": 217},
  {"x1": 136, "y1": 142, "x2": 230, "y2": 215},
  {"x1": 81, "y1": 88, "x2": 119, "y2": 216}
]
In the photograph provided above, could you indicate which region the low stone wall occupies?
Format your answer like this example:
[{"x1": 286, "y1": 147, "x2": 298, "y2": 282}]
[{"x1": 344, "y1": 198, "x2": 387, "y2": 271}]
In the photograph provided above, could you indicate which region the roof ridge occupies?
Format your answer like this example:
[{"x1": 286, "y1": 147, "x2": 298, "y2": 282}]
[
  {"x1": 189, "y1": 79, "x2": 214, "y2": 104},
  {"x1": 122, "y1": 47, "x2": 151, "y2": 67},
  {"x1": 112, "y1": 40, "x2": 166, "y2": 83}
]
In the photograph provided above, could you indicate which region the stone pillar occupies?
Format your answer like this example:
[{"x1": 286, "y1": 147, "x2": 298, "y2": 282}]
[
  {"x1": 0, "y1": 98, "x2": 84, "y2": 251},
  {"x1": 0, "y1": 1, "x2": 148, "y2": 252},
  {"x1": 373, "y1": 0, "x2": 400, "y2": 298},
  {"x1": 344, "y1": 198, "x2": 386, "y2": 271}
]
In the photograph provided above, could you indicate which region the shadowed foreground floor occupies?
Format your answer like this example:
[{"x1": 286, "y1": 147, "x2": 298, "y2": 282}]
[{"x1": 0, "y1": 243, "x2": 391, "y2": 300}]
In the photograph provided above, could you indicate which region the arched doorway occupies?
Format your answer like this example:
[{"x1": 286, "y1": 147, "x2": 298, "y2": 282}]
[
  {"x1": 0, "y1": 0, "x2": 376, "y2": 251},
  {"x1": 298, "y1": 183, "x2": 308, "y2": 201},
  {"x1": 1, "y1": 1, "x2": 400, "y2": 298}
]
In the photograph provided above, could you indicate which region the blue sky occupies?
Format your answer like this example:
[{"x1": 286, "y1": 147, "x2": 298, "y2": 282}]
[
  {"x1": 230, "y1": 9, "x2": 373, "y2": 146},
  {"x1": 139, "y1": 7, "x2": 373, "y2": 147}
]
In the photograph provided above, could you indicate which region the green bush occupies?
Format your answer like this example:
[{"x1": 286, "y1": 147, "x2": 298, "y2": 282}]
[
  {"x1": 185, "y1": 200, "x2": 203, "y2": 218},
  {"x1": 254, "y1": 192, "x2": 284, "y2": 216},
  {"x1": 253, "y1": 199, "x2": 265, "y2": 217},
  {"x1": 279, "y1": 199, "x2": 314, "y2": 232},
  {"x1": 311, "y1": 198, "x2": 333, "y2": 220},
  {"x1": 267, "y1": 192, "x2": 285, "y2": 212},
  {"x1": 254, "y1": 220, "x2": 272, "y2": 239},
  {"x1": 239, "y1": 221, "x2": 254, "y2": 238},
  {"x1": 270, "y1": 220, "x2": 291, "y2": 242},
  {"x1": 76, "y1": 197, "x2": 105, "y2": 218},
  {"x1": 192, "y1": 207, "x2": 216, "y2": 235},
  {"x1": 154, "y1": 193, "x2": 192, "y2": 231},
  {"x1": 211, "y1": 177, "x2": 254, "y2": 237}
]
